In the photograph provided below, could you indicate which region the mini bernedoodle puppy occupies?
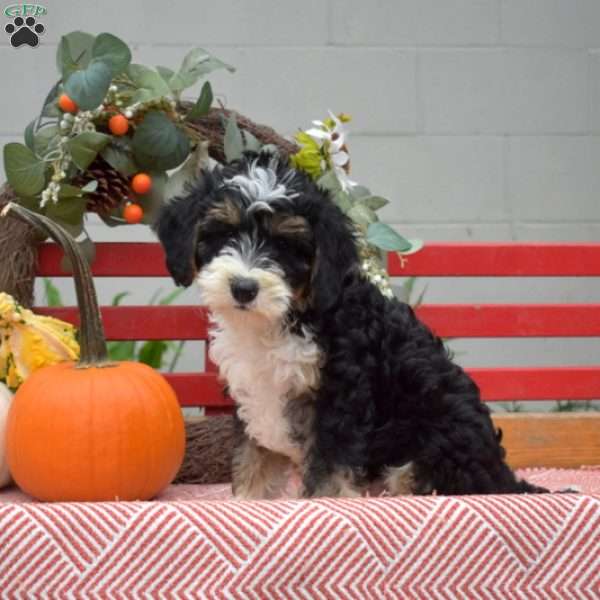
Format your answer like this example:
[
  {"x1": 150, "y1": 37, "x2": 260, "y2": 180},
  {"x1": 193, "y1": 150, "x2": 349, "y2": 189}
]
[{"x1": 155, "y1": 152, "x2": 546, "y2": 499}]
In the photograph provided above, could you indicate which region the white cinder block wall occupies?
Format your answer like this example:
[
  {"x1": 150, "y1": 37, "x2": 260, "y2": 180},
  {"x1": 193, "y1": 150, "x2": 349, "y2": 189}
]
[{"x1": 1, "y1": 1, "x2": 600, "y2": 403}]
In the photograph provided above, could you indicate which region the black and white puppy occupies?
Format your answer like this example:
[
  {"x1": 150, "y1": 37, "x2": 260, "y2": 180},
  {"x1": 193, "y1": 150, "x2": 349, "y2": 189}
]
[{"x1": 154, "y1": 152, "x2": 546, "y2": 498}]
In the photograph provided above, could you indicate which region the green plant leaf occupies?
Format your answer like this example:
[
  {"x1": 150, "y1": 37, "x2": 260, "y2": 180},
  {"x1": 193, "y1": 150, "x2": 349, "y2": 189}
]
[
  {"x1": 348, "y1": 203, "x2": 378, "y2": 230},
  {"x1": 43, "y1": 278, "x2": 63, "y2": 307},
  {"x1": 67, "y1": 131, "x2": 112, "y2": 170},
  {"x1": 358, "y1": 196, "x2": 389, "y2": 211},
  {"x1": 91, "y1": 33, "x2": 131, "y2": 77},
  {"x1": 332, "y1": 190, "x2": 353, "y2": 213},
  {"x1": 159, "y1": 288, "x2": 185, "y2": 305},
  {"x1": 164, "y1": 141, "x2": 210, "y2": 202},
  {"x1": 56, "y1": 31, "x2": 95, "y2": 79},
  {"x1": 64, "y1": 60, "x2": 112, "y2": 110},
  {"x1": 156, "y1": 65, "x2": 175, "y2": 84},
  {"x1": 127, "y1": 64, "x2": 171, "y2": 104},
  {"x1": 317, "y1": 170, "x2": 342, "y2": 194},
  {"x1": 132, "y1": 111, "x2": 190, "y2": 171},
  {"x1": 3, "y1": 143, "x2": 47, "y2": 196},
  {"x1": 366, "y1": 222, "x2": 412, "y2": 252},
  {"x1": 224, "y1": 114, "x2": 244, "y2": 162},
  {"x1": 186, "y1": 81, "x2": 213, "y2": 120},
  {"x1": 57, "y1": 184, "x2": 85, "y2": 198},
  {"x1": 400, "y1": 238, "x2": 424, "y2": 255},
  {"x1": 138, "y1": 171, "x2": 167, "y2": 223},
  {"x1": 111, "y1": 291, "x2": 130, "y2": 306},
  {"x1": 101, "y1": 138, "x2": 138, "y2": 176},
  {"x1": 137, "y1": 340, "x2": 169, "y2": 369},
  {"x1": 46, "y1": 195, "x2": 87, "y2": 225},
  {"x1": 24, "y1": 120, "x2": 35, "y2": 151},
  {"x1": 242, "y1": 130, "x2": 262, "y2": 152},
  {"x1": 169, "y1": 48, "x2": 235, "y2": 95},
  {"x1": 349, "y1": 185, "x2": 371, "y2": 200},
  {"x1": 108, "y1": 340, "x2": 136, "y2": 361},
  {"x1": 33, "y1": 125, "x2": 60, "y2": 157}
]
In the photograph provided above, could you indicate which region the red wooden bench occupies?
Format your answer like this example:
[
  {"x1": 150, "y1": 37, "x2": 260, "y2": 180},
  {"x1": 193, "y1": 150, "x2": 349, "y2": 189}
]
[{"x1": 36, "y1": 241, "x2": 600, "y2": 468}]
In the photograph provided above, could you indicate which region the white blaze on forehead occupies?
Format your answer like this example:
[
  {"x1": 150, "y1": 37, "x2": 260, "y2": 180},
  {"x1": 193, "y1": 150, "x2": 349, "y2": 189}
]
[{"x1": 222, "y1": 161, "x2": 299, "y2": 213}]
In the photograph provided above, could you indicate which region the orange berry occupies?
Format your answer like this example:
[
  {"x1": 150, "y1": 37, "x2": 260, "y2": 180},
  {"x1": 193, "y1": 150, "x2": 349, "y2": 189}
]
[
  {"x1": 108, "y1": 114, "x2": 129, "y2": 136},
  {"x1": 58, "y1": 93, "x2": 78, "y2": 114},
  {"x1": 131, "y1": 173, "x2": 152, "y2": 195},
  {"x1": 123, "y1": 203, "x2": 144, "y2": 224}
]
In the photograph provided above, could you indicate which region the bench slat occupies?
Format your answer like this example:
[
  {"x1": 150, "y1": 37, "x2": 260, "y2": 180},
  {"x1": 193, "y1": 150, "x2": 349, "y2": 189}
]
[
  {"x1": 167, "y1": 367, "x2": 600, "y2": 406},
  {"x1": 37, "y1": 304, "x2": 600, "y2": 339},
  {"x1": 389, "y1": 243, "x2": 600, "y2": 276},
  {"x1": 36, "y1": 306, "x2": 210, "y2": 340},
  {"x1": 38, "y1": 242, "x2": 600, "y2": 277},
  {"x1": 492, "y1": 413, "x2": 600, "y2": 468}
]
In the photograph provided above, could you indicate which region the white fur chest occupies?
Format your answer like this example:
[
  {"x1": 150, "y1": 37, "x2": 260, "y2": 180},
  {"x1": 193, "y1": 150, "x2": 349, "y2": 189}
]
[{"x1": 208, "y1": 317, "x2": 320, "y2": 462}]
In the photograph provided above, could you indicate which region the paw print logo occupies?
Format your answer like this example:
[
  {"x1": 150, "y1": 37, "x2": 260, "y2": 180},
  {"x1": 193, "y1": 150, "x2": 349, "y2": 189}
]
[{"x1": 5, "y1": 16, "x2": 45, "y2": 48}]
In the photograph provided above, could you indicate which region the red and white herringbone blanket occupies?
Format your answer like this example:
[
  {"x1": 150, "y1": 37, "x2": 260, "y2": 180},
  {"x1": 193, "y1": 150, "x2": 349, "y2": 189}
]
[{"x1": 0, "y1": 468, "x2": 598, "y2": 599}]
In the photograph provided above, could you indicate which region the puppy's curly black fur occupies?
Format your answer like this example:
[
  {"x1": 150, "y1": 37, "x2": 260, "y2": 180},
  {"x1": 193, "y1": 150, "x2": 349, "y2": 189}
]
[{"x1": 155, "y1": 152, "x2": 546, "y2": 496}]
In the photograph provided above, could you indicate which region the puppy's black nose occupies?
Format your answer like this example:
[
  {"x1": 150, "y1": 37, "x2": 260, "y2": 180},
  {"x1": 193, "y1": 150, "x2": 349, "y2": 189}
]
[{"x1": 231, "y1": 277, "x2": 259, "y2": 304}]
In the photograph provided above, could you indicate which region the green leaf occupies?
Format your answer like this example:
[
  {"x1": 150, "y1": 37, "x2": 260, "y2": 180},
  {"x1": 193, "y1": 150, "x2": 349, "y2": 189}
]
[
  {"x1": 3, "y1": 143, "x2": 47, "y2": 196},
  {"x1": 91, "y1": 33, "x2": 131, "y2": 77},
  {"x1": 101, "y1": 138, "x2": 138, "y2": 176},
  {"x1": 348, "y1": 203, "x2": 378, "y2": 230},
  {"x1": 56, "y1": 31, "x2": 95, "y2": 79},
  {"x1": 57, "y1": 184, "x2": 85, "y2": 199},
  {"x1": 67, "y1": 131, "x2": 111, "y2": 170},
  {"x1": 137, "y1": 340, "x2": 169, "y2": 369},
  {"x1": 242, "y1": 130, "x2": 262, "y2": 152},
  {"x1": 169, "y1": 48, "x2": 235, "y2": 95},
  {"x1": 164, "y1": 141, "x2": 210, "y2": 202},
  {"x1": 358, "y1": 196, "x2": 389, "y2": 211},
  {"x1": 43, "y1": 278, "x2": 63, "y2": 307},
  {"x1": 108, "y1": 340, "x2": 136, "y2": 361},
  {"x1": 138, "y1": 171, "x2": 167, "y2": 223},
  {"x1": 46, "y1": 195, "x2": 87, "y2": 225},
  {"x1": 366, "y1": 222, "x2": 412, "y2": 252},
  {"x1": 127, "y1": 64, "x2": 171, "y2": 104},
  {"x1": 111, "y1": 291, "x2": 130, "y2": 306},
  {"x1": 332, "y1": 190, "x2": 353, "y2": 214},
  {"x1": 399, "y1": 238, "x2": 424, "y2": 256},
  {"x1": 223, "y1": 114, "x2": 244, "y2": 162},
  {"x1": 349, "y1": 185, "x2": 372, "y2": 200},
  {"x1": 159, "y1": 288, "x2": 185, "y2": 305},
  {"x1": 64, "y1": 60, "x2": 112, "y2": 110},
  {"x1": 317, "y1": 170, "x2": 342, "y2": 195},
  {"x1": 156, "y1": 65, "x2": 175, "y2": 84},
  {"x1": 33, "y1": 125, "x2": 59, "y2": 157},
  {"x1": 132, "y1": 111, "x2": 190, "y2": 171},
  {"x1": 24, "y1": 120, "x2": 35, "y2": 151},
  {"x1": 186, "y1": 81, "x2": 213, "y2": 121}
]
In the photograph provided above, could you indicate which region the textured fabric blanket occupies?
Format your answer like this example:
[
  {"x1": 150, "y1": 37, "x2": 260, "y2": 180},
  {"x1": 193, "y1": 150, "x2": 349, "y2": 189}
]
[{"x1": 0, "y1": 468, "x2": 598, "y2": 599}]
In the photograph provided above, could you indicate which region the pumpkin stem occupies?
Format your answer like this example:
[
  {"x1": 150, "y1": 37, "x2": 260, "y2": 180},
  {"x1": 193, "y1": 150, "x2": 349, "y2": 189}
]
[{"x1": 1, "y1": 203, "x2": 109, "y2": 365}]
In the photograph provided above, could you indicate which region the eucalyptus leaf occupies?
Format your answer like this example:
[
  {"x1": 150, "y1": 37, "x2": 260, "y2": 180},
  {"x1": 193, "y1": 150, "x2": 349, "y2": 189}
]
[
  {"x1": 33, "y1": 125, "x2": 59, "y2": 157},
  {"x1": 101, "y1": 138, "x2": 138, "y2": 176},
  {"x1": 156, "y1": 65, "x2": 175, "y2": 84},
  {"x1": 91, "y1": 33, "x2": 131, "y2": 77},
  {"x1": 138, "y1": 171, "x2": 167, "y2": 223},
  {"x1": 64, "y1": 60, "x2": 112, "y2": 110},
  {"x1": 223, "y1": 115, "x2": 244, "y2": 162},
  {"x1": 46, "y1": 195, "x2": 87, "y2": 225},
  {"x1": 57, "y1": 184, "x2": 85, "y2": 198},
  {"x1": 127, "y1": 64, "x2": 171, "y2": 103},
  {"x1": 67, "y1": 131, "x2": 111, "y2": 170},
  {"x1": 358, "y1": 196, "x2": 389, "y2": 211},
  {"x1": 366, "y1": 222, "x2": 412, "y2": 252},
  {"x1": 132, "y1": 111, "x2": 189, "y2": 171},
  {"x1": 242, "y1": 130, "x2": 262, "y2": 152},
  {"x1": 164, "y1": 141, "x2": 210, "y2": 202},
  {"x1": 348, "y1": 203, "x2": 378, "y2": 230},
  {"x1": 349, "y1": 185, "x2": 372, "y2": 200},
  {"x1": 186, "y1": 81, "x2": 213, "y2": 121},
  {"x1": 332, "y1": 190, "x2": 353, "y2": 214},
  {"x1": 3, "y1": 143, "x2": 47, "y2": 196},
  {"x1": 56, "y1": 31, "x2": 95, "y2": 79},
  {"x1": 169, "y1": 48, "x2": 234, "y2": 95},
  {"x1": 24, "y1": 120, "x2": 35, "y2": 151},
  {"x1": 399, "y1": 238, "x2": 424, "y2": 255},
  {"x1": 317, "y1": 170, "x2": 342, "y2": 194},
  {"x1": 52, "y1": 217, "x2": 85, "y2": 239}
]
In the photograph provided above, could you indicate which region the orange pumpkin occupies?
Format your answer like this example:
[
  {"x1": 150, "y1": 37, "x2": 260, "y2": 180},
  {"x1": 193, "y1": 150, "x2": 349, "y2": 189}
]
[{"x1": 1, "y1": 203, "x2": 185, "y2": 502}]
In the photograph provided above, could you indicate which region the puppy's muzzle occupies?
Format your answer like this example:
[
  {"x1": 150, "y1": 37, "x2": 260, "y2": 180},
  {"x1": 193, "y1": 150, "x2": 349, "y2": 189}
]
[{"x1": 230, "y1": 276, "x2": 259, "y2": 305}]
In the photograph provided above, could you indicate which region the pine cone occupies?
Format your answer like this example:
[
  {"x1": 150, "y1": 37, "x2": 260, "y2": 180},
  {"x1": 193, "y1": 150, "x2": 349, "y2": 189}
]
[{"x1": 73, "y1": 158, "x2": 130, "y2": 214}]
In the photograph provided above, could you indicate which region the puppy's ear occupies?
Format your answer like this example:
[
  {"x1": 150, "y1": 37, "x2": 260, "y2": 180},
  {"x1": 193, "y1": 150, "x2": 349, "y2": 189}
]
[
  {"x1": 309, "y1": 200, "x2": 359, "y2": 313},
  {"x1": 153, "y1": 174, "x2": 214, "y2": 287}
]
